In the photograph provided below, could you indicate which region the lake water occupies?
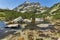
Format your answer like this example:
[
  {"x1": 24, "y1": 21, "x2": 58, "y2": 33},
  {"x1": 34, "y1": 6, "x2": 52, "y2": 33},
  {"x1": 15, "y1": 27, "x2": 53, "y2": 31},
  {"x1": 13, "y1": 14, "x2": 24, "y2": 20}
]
[
  {"x1": 0, "y1": 21, "x2": 6, "y2": 28},
  {"x1": 0, "y1": 21, "x2": 21, "y2": 31},
  {"x1": 0, "y1": 21, "x2": 21, "y2": 39}
]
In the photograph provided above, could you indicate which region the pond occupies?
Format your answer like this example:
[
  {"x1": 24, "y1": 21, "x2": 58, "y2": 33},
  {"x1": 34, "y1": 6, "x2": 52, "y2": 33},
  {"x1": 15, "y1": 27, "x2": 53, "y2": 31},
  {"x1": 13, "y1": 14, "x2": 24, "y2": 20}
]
[
  {"x1": 0, "y1": 21, "x2": 6, "y2": 28},
  {"x1": 0, "y1": 21, "x2": 21, "y2": 39}
]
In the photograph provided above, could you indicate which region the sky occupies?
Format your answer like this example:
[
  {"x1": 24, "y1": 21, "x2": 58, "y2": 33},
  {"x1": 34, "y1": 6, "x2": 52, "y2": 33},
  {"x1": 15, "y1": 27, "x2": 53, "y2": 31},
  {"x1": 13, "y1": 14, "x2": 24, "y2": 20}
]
[{"x1": 0, "y1": 0, "x2": 60, "y2": 9}]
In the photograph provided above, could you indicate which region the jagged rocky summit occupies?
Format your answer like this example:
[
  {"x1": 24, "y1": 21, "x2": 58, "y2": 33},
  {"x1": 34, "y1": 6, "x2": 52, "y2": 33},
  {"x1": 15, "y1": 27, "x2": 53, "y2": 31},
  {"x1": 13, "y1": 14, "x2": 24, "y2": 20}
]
[{"x1": 14, "y1": 1, "x2": 47, "y2": 13}]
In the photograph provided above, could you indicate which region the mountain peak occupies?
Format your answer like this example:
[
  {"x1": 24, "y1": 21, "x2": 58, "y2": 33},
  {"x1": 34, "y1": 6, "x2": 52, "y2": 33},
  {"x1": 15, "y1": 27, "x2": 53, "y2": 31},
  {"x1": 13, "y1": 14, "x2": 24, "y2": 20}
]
[
  {"x1": 24, "y1": 0, "x2": 30, "y2": 3},
  {"x1": 24, "y1": 0, "x2": 30, "y2": 4},
  {"x1": 14, "y1": 1, "x2": 47, "y2": 13}
]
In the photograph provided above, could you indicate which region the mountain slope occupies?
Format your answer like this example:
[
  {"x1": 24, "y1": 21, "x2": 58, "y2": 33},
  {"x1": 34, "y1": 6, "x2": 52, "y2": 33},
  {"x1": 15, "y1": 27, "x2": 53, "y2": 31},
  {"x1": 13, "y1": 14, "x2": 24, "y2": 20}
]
[
  {"x1": 48, "y1": 3, "x2": 60, "y2": 14},
  {"x1": 14, "y1": 1, "x2": 47, "y2": 13},
  {"x1": 49, "y1": 3, "x2": 60, "y2": 19},
  {"x1": 42, "y1": 3, "x2": 60, "y2": 19}
]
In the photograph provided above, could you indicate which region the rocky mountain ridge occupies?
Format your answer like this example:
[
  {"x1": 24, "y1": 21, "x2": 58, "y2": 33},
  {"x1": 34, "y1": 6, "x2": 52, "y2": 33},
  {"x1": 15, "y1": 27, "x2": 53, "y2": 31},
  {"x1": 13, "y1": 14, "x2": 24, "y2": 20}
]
[{"x1": 14, "y1": 1, "x2": 47, "y2": 13}]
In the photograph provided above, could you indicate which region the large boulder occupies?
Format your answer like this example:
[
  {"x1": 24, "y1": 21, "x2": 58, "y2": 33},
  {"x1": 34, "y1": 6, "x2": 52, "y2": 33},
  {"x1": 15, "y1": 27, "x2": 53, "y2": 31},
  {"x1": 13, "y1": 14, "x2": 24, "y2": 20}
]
[{"x1": 12, "y1": 16, "x2": 23, "y2": 23}]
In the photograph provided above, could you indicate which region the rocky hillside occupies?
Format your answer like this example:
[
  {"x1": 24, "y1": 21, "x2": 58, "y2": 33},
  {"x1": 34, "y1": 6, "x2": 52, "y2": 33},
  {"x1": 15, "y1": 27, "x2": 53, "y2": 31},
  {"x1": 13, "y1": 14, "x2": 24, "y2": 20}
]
[
  {"x1": 14, "y1": 1, "x2": 47, "y2": 13},
  {"x1": 48, "y1": 3, "x2": 60, "y2": 14},
  {"x1": 42, "y1": 3, "x2": 60, "y2": 19},
  {"x1": 50, "y1": 3, "x2": 60, "y2": 19}
]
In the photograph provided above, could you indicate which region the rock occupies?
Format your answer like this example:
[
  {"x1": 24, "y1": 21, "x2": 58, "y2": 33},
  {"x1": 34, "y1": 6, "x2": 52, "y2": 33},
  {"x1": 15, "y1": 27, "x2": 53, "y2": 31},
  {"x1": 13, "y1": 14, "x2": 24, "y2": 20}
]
[{"x1": 5, "y1": 24, "x2": 20, "y2": 28}]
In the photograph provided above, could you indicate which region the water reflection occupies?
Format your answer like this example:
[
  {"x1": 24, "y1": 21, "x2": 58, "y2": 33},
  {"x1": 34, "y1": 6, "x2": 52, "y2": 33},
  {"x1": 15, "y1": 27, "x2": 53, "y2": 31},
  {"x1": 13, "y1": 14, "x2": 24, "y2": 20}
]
[
  {"x1": 0, "y1": 21, "x2": 21, "y2": 40},
  {"x1": 0, "y1": 21, "x2": 6, "y2": 28}
]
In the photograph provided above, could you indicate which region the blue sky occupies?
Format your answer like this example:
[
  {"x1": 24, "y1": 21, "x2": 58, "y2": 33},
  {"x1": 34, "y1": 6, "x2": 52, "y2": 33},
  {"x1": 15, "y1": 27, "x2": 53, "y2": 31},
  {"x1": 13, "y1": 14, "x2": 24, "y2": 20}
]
[{"x1": 0, "y1": 0, "x2": 60, "y2": 9}]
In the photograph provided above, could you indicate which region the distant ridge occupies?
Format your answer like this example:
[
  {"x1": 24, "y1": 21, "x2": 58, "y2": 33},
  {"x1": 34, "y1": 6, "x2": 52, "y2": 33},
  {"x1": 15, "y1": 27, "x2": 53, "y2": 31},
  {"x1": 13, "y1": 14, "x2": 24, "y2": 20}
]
[{"x1": 13, "y1": 1, "x2": 47, "y2": 13}]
